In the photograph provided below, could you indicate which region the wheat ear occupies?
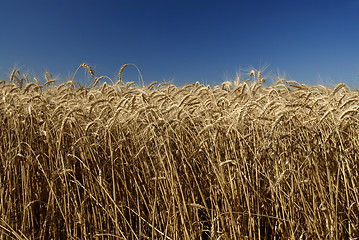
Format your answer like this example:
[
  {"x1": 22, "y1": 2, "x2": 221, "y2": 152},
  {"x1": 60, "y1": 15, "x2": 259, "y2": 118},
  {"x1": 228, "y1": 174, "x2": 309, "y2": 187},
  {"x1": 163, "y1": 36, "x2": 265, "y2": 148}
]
[
  {"x1": 117, "y1": 63, "x2": 144, "y2": 87},
  {"x1": 71, "y1": 63, "x2": 94, "y2": 82},
  {"x1": 331, "y1": 83, "x2": 347, "y2": 96}
]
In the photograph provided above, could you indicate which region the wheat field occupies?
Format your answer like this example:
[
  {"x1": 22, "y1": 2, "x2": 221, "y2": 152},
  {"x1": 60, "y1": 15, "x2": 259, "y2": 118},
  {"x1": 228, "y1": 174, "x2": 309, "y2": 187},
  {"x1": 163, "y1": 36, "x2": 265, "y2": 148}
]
[{"x1": 0, "y1": 64, "x2": 358, "y2": 239}]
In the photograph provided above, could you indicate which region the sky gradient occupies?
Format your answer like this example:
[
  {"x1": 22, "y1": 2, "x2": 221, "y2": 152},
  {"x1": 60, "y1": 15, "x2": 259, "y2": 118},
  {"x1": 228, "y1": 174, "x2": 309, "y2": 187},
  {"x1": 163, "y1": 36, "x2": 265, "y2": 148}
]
[{"x1": 1, "y1": 0, "x2": 359, "y2": 88}]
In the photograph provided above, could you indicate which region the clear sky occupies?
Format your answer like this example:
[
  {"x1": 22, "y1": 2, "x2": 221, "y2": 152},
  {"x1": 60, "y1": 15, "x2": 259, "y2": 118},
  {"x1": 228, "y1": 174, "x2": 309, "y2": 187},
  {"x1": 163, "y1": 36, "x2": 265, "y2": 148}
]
[{"x1": 1, "y1": 0, "x2": 359, "y2": 88}]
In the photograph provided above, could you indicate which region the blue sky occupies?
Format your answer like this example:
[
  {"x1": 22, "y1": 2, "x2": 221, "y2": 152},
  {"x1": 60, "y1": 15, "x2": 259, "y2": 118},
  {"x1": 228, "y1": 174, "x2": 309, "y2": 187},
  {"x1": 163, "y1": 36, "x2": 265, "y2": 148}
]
[{"x1": 1, "y1": 0, "x2": 359, "y2": 88}]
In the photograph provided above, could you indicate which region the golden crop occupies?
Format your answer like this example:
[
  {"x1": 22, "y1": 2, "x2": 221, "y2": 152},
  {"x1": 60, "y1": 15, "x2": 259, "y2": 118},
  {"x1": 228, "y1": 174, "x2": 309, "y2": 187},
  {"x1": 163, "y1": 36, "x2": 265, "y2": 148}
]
[{"x1": 0, "y1": 64, "x2": 358, "y2": 239}]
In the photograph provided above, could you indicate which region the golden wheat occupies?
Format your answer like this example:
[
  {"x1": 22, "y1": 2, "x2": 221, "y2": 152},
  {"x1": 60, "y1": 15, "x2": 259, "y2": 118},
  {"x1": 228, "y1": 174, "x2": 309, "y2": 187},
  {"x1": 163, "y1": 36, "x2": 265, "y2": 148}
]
[{"x1": 1, "y1": 66, "x2": 359, "y2": 239}]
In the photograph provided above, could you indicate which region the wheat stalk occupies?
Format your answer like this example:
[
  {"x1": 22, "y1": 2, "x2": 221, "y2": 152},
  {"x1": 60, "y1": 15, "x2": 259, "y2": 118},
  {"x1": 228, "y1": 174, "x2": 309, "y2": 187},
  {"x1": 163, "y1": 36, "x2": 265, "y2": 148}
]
[
  {"x1": 117, "y1": 63, "x2": 144, "y2": 87},
  {"x1": 71, "y1": 63, "x2": 95, "y2": 83},
  {"x1": 331, "y1": 83, "x2": 347, "y2": 96}
]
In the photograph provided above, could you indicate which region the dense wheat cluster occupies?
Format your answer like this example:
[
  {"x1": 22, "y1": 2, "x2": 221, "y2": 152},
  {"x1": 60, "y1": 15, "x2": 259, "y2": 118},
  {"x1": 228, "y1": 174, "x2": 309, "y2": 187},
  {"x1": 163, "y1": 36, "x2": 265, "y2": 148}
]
[{"x1": 1, "y1": 64, "x2": 359, "y2": 239}]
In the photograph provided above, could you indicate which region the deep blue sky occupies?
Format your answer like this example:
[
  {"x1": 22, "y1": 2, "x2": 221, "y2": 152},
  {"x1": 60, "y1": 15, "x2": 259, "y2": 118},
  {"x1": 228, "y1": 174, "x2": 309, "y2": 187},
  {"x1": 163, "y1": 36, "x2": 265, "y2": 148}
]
[{"x1": 1, "y1": 0, "x2": 359, "y2": 88}]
